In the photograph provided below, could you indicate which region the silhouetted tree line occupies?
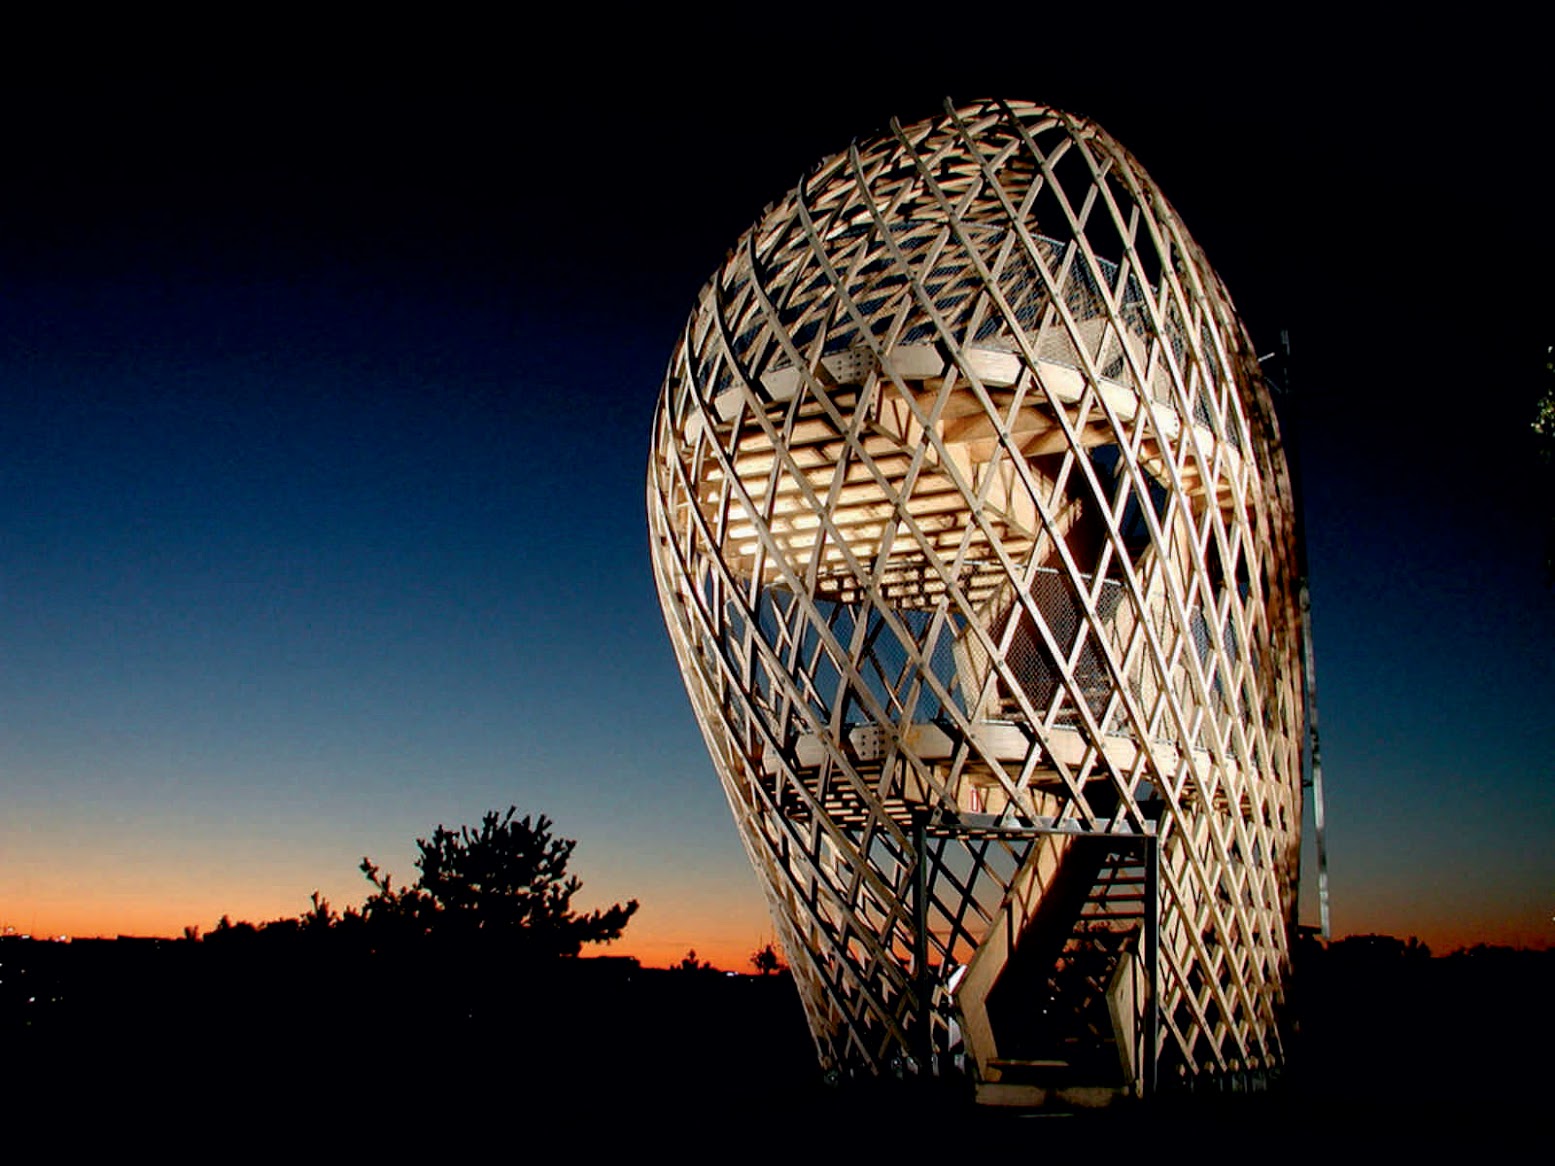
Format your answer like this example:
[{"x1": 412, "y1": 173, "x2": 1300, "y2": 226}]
[
  {"x1": 6, "y1": 807, "x2": 1549, "y2": 1137},
  {"x1": 1289, "y1": 932, "x2": 1553, "y2": 1110},
  {"x1": 5, "y1": 809, "x2": 819, "y2": 1126},
  {"x1": 750, "y1": 942, "x2": 785, "y2": 976},
  {"x1": 169, "y1": 808, "x2": 653, "y2": 1047},
  {"x1": 200, "y1": 807, "x2": 638, "y2": 962}
]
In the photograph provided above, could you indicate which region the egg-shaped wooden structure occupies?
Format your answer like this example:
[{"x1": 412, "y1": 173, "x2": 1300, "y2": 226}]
[{"x1": 648, "y1": 99, "x2": 1305, "y2": 1102}]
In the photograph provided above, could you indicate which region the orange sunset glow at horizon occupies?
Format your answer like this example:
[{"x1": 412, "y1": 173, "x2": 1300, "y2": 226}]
[{"x1": 12, "y1": 892, "x2": 1550, "y2": 968}]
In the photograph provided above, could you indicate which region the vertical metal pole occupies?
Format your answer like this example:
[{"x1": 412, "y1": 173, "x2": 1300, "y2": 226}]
[
  {"x1": 1300, "y1": 585, "x2": 1331, "y2": 940},
  {"x1": 1275, "y1": 329, "x2": 1332, "y2": 942},
  {"x1": 1143, "y1": 830, "x2": 1160, "y2": 1098},
  {"x1": 912, "y1": 812, "x2": 932, "y2": 1074}
]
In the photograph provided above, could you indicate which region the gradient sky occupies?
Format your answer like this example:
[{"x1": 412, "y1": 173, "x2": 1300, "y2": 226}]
[{"x1": 3, "y1": 32, "x2": 1550, "y2": 966}]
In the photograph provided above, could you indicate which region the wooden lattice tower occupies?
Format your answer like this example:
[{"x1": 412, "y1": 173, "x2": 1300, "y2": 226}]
[{"x1": 647, "y1": 99, "x2": 1306, "y2": 1101}]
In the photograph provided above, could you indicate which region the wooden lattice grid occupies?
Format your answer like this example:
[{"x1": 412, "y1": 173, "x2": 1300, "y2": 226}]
[{"x1": 648, "y1": 98, "x2": 1306, "y2": 1094}]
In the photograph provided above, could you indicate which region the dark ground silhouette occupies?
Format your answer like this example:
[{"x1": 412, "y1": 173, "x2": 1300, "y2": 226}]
[{"x1": 5, "y1": 932, "x2": 1549, "y2": 1150}]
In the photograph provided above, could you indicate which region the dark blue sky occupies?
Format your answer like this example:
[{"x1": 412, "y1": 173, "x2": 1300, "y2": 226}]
[{"x1": 2, "y1": 29, "x2": 1550, "y2": 957}]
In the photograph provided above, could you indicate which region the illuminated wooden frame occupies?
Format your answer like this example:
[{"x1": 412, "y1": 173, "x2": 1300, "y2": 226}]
[{"x1": 648, "y1": 99, "x2": 1305, "y2": 1102}]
